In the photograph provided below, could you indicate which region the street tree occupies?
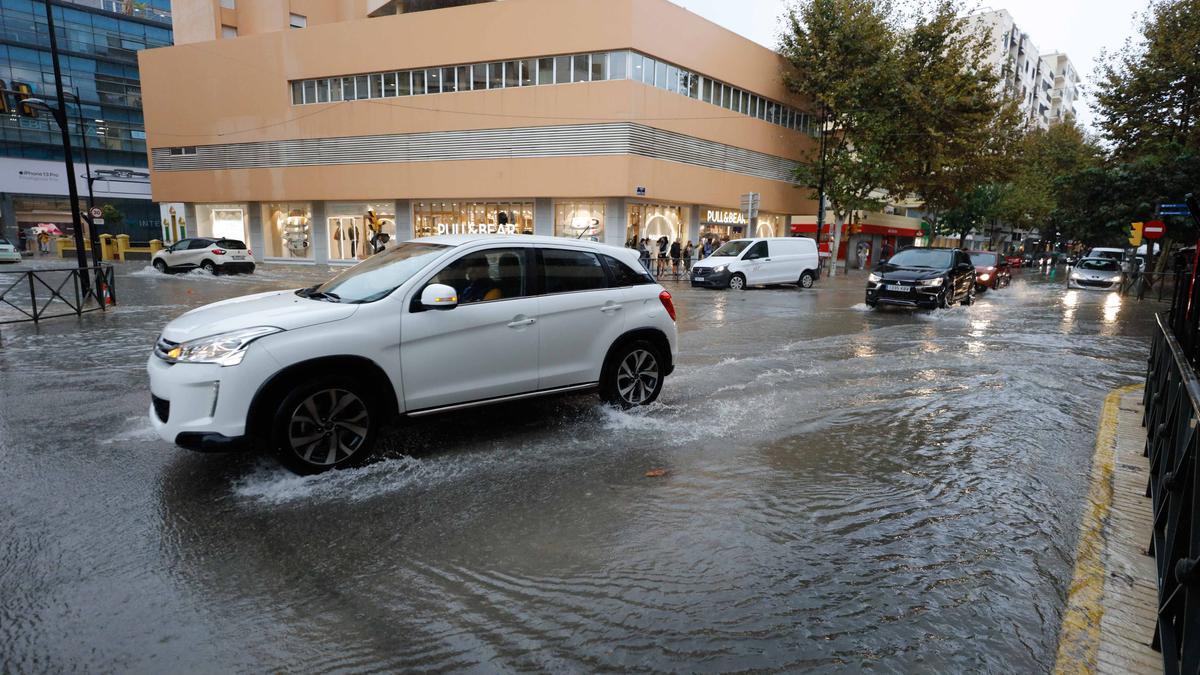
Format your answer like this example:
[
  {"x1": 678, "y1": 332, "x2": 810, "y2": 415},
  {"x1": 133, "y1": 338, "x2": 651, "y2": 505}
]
[
  {"x1": 940, "y1": 183, "x2": 1007, "y2": 246},
  {"x1": 780, "y1": 0, "x2": 906, "y2": 275},
  {"x1": 997, "y1": 123, "x2": 1102, "y2": 237}
]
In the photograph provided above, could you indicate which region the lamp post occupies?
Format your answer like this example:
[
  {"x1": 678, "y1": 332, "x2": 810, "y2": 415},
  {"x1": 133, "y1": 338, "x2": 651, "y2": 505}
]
[{"x1": 30, "y1": 0, "x2": 92, "y2": 294}]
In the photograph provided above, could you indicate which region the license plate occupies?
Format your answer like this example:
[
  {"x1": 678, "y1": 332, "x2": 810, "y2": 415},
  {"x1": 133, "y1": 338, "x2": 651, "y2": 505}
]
[
  {"x1": 231, "y1": 255, "x2": 245, "y2": 260},
  {"x1": 886, "y1": 284, "x2": 911, "y2": 292},
  {"x1": 693, "y1": 274, "x2": 705, "y2": 279}
]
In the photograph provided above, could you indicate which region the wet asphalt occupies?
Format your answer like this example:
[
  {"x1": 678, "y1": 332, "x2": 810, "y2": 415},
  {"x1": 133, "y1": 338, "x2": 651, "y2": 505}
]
[{"x1": 0, "y1": 258, "x2": 1157, "y2": 672}]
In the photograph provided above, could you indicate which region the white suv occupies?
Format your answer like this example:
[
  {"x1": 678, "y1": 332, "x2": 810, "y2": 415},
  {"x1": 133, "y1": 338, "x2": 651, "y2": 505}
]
[
  {"x1": 152, "y1": 237, "x2": 256, "y2": 275},
  {"x1": 148, "y1": 236, "x2": 678, "y2": 474}
]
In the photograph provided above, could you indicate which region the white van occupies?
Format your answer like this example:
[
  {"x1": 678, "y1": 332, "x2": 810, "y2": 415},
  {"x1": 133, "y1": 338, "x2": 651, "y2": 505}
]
[{"x1": 691, "y1": 237, "x2": 820, "y2": 290}]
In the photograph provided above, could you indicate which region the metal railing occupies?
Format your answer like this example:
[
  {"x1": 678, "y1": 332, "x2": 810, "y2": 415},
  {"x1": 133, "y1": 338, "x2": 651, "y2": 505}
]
[
  {"x1": 1142, "y1": 314, "x2": 1200, "y2": 674},
  {"x1": 0, "y1": 264, "x2": 116, "y2": 326}
]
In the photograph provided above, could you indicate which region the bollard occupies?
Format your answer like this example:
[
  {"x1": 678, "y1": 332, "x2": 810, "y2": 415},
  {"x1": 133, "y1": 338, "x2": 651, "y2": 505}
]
[
  {"x1": 115, "y1": 234, "x2": 130, "y2": 261},
  {"x1": 99, "y1": 234, "x2": 115, "y2": 261},
  {"x1": 149, "y1": 239, "x2": 163, "y2": 254},
  {"x1": 55, "y1": 237, "x2": 71, "y2": 258}
]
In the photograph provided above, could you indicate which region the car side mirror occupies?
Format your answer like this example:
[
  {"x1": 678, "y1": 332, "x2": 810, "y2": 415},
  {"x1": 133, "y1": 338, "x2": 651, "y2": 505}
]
[{"x1": 420, "y1": 283, "x2": 458, "y2": 311}]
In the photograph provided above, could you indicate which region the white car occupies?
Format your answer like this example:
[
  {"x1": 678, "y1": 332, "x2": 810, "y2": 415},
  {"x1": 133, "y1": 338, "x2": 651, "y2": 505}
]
[
  {"x1": 691, "y1": 237, "x2": 819, "y2": 290},
  {"x1": 152, "y1": 237, "x2": 255, "y2": 275},
  {"x1": 148, "y1": 236, "x2": 678, "y2": 474},
  {"x1": 0, "y1": 237, "x2": 20, "y2": 263},
  {"x1": 1068, "y1": 257, "x2": 1124, "y2": 291}
]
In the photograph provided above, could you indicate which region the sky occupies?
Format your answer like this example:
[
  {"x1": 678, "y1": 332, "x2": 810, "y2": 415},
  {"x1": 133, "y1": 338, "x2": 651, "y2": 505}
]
[{"x1": 671, "y1": 0, "x2": 1150, "y2": 131}]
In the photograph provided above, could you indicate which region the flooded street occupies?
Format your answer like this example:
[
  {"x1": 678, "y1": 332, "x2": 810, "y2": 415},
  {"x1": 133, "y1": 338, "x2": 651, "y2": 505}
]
[{"x1": 0, "y1": 261, "x2": 1156, "y2": 672}]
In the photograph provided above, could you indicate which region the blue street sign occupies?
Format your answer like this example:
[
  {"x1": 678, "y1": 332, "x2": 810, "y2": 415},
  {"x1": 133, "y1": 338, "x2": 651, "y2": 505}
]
[
  {"x1": 1162, "y1": 203, "x2": 1188, "y2": 209},
  {"x1": 1161, "y1": 209, "x2": 1191, "y2": 216}
]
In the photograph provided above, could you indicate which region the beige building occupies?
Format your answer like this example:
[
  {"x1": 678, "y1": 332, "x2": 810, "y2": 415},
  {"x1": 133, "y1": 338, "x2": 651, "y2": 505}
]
[{"x1": 139, "y1": 0, "x2": 817, "y2": 264}]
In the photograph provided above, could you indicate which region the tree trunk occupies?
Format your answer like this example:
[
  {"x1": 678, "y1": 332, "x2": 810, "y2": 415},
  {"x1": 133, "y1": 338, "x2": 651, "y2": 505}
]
[{"x1": 830, "y1": 211, "x2": 845, "y2": 277}]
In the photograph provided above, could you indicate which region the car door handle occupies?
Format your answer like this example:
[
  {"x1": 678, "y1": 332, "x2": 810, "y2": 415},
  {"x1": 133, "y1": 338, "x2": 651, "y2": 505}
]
[
  {"x1": 507, "y1": 317, "x2": 537, "y2": 328},
  {"x1": 601, "y1": 304, "x2": 623, "y2": 313}
]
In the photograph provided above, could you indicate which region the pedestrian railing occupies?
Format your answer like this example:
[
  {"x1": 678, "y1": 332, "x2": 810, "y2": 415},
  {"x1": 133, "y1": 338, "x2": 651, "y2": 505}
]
[
  {"x1": 0, "y1": 264, "x2": 116, "y2": 326},
  {"x1": 1142, "y1": 313, "x2": 1200, "y2": 674}
]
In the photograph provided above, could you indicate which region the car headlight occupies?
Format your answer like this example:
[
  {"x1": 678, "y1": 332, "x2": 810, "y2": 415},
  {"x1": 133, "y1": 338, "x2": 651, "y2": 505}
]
[
  {"x1": 868, "y1": 272, "x2": 882, "y2": 283},
  {"x1": 917, "y1": 277, "x2": 944, "y2": 287},
  {"x1": 979, "y1": 273, "x2": 991, "y2": 281},
  {"x1": 1070, "y1": 273, "x2": 1082, "y2": 280},
  {"x1": 712, "y1": 265, "x2": 728, "y2": 273},
  {"x1": 162, "y1": 326, "x2": 282, "y2": 366},
  {"x1": 1109, "y1": 274, "x2": 1123, "y2": 282}
]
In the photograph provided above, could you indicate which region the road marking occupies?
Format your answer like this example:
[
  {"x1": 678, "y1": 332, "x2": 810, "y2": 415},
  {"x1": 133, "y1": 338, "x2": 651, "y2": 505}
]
[{"x1": 1054, "y1": 383, "x2": 1144, "y2": 674}]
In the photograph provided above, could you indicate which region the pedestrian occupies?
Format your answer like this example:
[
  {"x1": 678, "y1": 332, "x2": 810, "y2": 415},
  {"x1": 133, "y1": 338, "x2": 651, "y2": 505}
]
[
  {"x1": 703, "y1": 238, "x2": 713, "y2": 258},
  {"x1": 656, "y1": 236, "x2": 669, "y2": 276},
  {"x1": 638, "y1": 237, "x2": 650, "y2": 271},
  {"x1": 683, "y1": 240, "x2": 694, "y2": 270},
  {"x1": 670, "y1": 239, "x2": 681, "y2": 276}
]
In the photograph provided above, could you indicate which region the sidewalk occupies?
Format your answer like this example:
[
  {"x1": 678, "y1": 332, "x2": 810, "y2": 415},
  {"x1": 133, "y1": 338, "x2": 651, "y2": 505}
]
[{"x1": 1055, "y1": 385, "x2": 1161, "y2": 674}]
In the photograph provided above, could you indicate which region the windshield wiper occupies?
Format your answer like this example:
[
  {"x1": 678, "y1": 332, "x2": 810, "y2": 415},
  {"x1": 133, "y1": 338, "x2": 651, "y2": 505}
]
[{"x1": 296, "y1": 286, "x2": 342, "y2": 303}]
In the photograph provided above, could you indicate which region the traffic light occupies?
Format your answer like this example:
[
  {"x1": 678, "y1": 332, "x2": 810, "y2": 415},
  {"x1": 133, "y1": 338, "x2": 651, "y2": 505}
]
[
  {"x1": 1129, "y1": 222, "x2": 1144, "y2": 247},
  {"x1": 13, "y1": 82, "x2": 36, "y2": 117}
]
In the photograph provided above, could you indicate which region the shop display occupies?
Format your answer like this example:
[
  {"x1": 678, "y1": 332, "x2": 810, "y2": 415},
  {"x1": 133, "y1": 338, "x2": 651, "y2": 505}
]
[{"x1": 283, "y1": 210, "x2": 311, "y2": 257}]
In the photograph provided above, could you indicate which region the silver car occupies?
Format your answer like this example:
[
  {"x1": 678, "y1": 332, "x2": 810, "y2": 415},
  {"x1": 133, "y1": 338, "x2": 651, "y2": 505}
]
[
  {"x1": 0, "y1": 237, "x2": 21, "y2": 264},
  {"x1": 1068, "y1": 257, "x2": 1123, "y2": 291}
]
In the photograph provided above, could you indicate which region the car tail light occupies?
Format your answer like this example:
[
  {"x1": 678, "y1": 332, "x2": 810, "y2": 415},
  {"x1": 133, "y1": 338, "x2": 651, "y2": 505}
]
[
  {"x1": 659, "y1": 290, "x2": 676, "y2": 321},
  {"x1": 247, "y1": 249, "x2": 253, "y2": 257},
  {"x1": 211, "y1": 248, "x2": 226, "y2": 255}
]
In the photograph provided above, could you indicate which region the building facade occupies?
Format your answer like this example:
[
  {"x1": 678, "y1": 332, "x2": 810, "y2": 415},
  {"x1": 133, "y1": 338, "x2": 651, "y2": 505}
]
[
  {"x1": 139, "y1": 0, "x2": 817, "y2": 264},
  {"x1": 0, "y1": 0, "x2": 172, "y2": 244},
  {"x1": 965, "y1": 9, "x2": 1078, "y2": 131}
]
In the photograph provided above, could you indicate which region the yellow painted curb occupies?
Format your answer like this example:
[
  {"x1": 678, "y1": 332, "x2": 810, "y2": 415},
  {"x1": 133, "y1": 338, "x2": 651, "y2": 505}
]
[{"x1": 1054, "y1": 383, "x2": 1144, "y2": 674}]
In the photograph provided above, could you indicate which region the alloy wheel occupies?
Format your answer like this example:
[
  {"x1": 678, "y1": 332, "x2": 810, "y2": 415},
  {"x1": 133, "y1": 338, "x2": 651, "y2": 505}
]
[
  {"x1": 616, "y1": 349, "x2": 660, "y2": 406},
  {"x1": 730, "y1": 275, "x2": 746, "y2": 290},
  {"x1": 286, "y1": 388, "x2": 370, "y2": 467}
]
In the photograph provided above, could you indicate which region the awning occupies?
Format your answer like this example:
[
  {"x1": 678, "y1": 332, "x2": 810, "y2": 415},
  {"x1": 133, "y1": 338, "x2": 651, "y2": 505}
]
[{"x1": 859, "y1": 223, "x2": 922, "y2": 237}]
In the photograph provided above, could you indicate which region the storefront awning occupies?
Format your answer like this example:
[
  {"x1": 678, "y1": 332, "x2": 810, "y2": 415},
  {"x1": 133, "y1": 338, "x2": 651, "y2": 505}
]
[{"x1": 859, "y1": 223, "x2": 922, "y2": 237}]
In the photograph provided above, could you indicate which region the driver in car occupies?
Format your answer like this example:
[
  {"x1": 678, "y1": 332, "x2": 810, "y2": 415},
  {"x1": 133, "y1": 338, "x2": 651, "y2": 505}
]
[{"x1": 459, "y1": 258, "x2": 501, "y2": 304}]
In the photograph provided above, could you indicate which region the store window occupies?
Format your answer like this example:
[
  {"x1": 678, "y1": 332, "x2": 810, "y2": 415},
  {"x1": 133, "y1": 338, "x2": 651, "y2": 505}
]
[
  {"x1": 554, "y1": 201, "x2": 605, "y2": 242},
  {"x1": 700, "y1": 206, "x2": 748, "y2": 243},
  {"x1": 413, "y1": 201, "x2": 534, "y2": 238},
  {"x1": 626, "y1": 203, "x2": 689, "y2": 248},
  {"x1": 262, "y1": 202, "x2": 313, "y2": 260},
  {"x1": 756, "y1": 213, "x2": 788, "y2": 238},
  {"x1": 326, "y1": 202, "x2": 395, "y2": 262},
  {"x1": 195, "y1": 203, "x2": 249, "y2": 242}
]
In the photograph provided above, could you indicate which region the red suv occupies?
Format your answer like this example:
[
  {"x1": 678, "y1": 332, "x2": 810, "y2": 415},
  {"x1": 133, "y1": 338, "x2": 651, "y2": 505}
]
[{"x1": 968, "y1": 251, "x2": 1012, "y2": 291}]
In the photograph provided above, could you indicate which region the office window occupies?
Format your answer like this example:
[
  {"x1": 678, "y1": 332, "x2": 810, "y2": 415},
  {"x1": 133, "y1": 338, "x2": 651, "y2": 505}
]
[
  {"x1": 665, "y1": 65, "x2": 678, "y2": 93},
  {"x1": 654, "y1": 60, "x2": 667, "y2": 89},
  {"x1": 302, "y1": 80, "x2": 316, "y2": 103},
  {"x1": 220, "y1": 0, "x2": 235, "y2": 7},
  {"x1": 537, "y1": 58, "x2": 553, "y2": 85},
  {"x1": 610, "y1": 51, "x2": 628, "y2": 79},
  {"x1": 441, "y1": 67, "x2": 456, "y2": 93},
  {"x1": 426, "y1": 68, "x2": 441, "y2": 94},
  {"x1": 642, "y1": 57, "x2": 657, "y2": 85},
  {"x1": 315, "y1": 79, "x2": 329, "y2": 103},
  {"x1": 411, "y1": 70, "x2": 426, "y2": 95},
  {"x1": 291, "y1": 81, "x2": 303, "y2": 104},
  {"x1": 573, "y1": 54, "x2": 589, "y2": 83},
  {"x1": 473, "y1": 63, "x2": 489, "y2": 90},
  {"x1": 354, "y1": 75, "x2": 368, "y2": 99},
  {"x1": 381, "y1": 72, "x2": 397, "y2": 97},
  {"x1": 397, "y1": 71, "x2": 411, "y2": 96},
  {"x1": 555, "y1": 56, "x2": 571, "y2": 84},
  {"x1": 520, "y1": 59, "x2": 535, "y2": 86},
  {"x1": 289, "y1": 13, "x2": 306, "y2": 28},
  {"x1": 687, "y1": 72, "x2": 699, "y2": 98},
  {"x1": 702, "y1": 78, "x2": 713, "y2": 104},
  {"x1": 456, "y1": 65, "x2": 470, "y2": 91},
  {"x1": 591, "y1": 53, "x2": 607, "y2": 81},
  {"x1": 221, "y1": 25, "x2": 236, "y2": 38},
  {"x1": 630, "y1": 53, "x2": 645, "y2": 84},
  {"x1": 337, "y1": 76, "x2": 353, "y2": 100},
  {"x1": 329, "y1": 77, "x2": 342, "y2": 101},
  {"x1": 488, "y1": 62, "x2": 503, "y2": 88},
  {"x1": 503, "y1": 61, "x2": 518, "y2": 87}
]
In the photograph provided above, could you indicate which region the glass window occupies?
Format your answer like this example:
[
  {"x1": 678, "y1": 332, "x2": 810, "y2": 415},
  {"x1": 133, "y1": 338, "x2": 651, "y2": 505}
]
[
  {"x1": 654, "y1": 60, "x2": 667, "y2": 89},
  {"x1": 555, "y1": 56, "x2": 571, "y2": 84},
  {"x1": 630, "y1": 53, "x2": 645, "y2": 83},
  {"x1": 302, "y1": 80, "x2": 316, "y2": 103},
  {"x1": 262, "y1": 203, "x2": 313, "y2": 259},
  {"x1": 554, "y1": 201, "x2": 606, "y2": 241},
  {"x1": 520, "y1": 59, "x2": 535, "y2": 86},
  {"x1": 702, "y1": 78, "x2": 713, "y2": 104},
  {"x1": 642, "y1": 57, "x2": 657, "y2": 85},
  {"x1": 355, "y1": 75, "x2": 369, "y2": 99},
  {"x1": 289, "y1": 13, "x2": 306, "y2": 28},
  {"x1": 442, "y1": 66, "x2": 456, "y2": 92},
  {"x1": 603, "y1": 254, "x2": 653, "y2": 286},
  {"x1": 329, "y1": 77, "x2": 343, "y2": 101},
  {"x1": 317, "y1": 243, "x2": 450, "y2": 304},
  {"x1": 430, "y1": 248, "x2": 528, "y2": 305},
  {"x1": 744, "y1": 241, "x2": 770, "y2": 259},
  {"x1": 537, "y1": 57, "x2": 554, "y2": 85},
  {"x1": 473, "y1": 64, "x2": 488, "y2": 90},
  {"x1": 412, "y1": 70, "x2": 426, "y2": 95},
  {"x1": 666, "y1": 65, "x2": 679, "y2": 93},
  {"x1": 503, "y1": 61, "x2": 518, "y2": 87},
  {"x1": 315, "y1": 79, "x2": 329, "y2": 103},
  {"x1": 591, "y1": 53, "x2": 607, "y2": 81},
  {"x1": 426, "y1": 69, "x2": 441, "y2": 94},
  {"x1": 397, "y1": 71, "x2": 411, "y2": 96},
  {"x1": 456, "y1": 65, "x2": 470, "y2": 91},
  {"x1": 291, "y1": 81, "x2": 303, "y2": 104},
  {"x1": 687, "y1": 72, "x2": 699, "y2": 98},
  {"x1": 221, "y1": 25, "x2": 237, "y2": 39},
  {"x1": 195, "y1": 204, "x2": 249, "y2": 241},
  {"x1": 382, "y1": 72, "x2": 397, "y2": 97},
  {"x1": 573, "y1": 54, "x2": 589, "y2": 82},
  {"x1": 488, "y1": 62, "x2": 503, "y2": 88},
  {"x1": 610, "y1": 51, "x2": 628, "y2": 79},
  {"x1": 542, "y1": 249, "x2": 608, "y2": 294}
]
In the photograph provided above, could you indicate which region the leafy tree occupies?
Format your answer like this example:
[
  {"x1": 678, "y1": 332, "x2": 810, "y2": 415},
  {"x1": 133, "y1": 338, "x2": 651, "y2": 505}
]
[
  {"x1": 1094, "y1": 0, "x2": 1200, "y2": 160},
  {"x1": 100, "y1": 203, "x2": 124, "y2": 229},
  {"x1": 998, "y1": 123, "x2": 1102, "y2": 235},
  {"x1": 940, "y1": 183, "x2": 1007, "y2": 245},
  {"x1": 780, "y1": 0, "x2": 906, "y2": 274}
]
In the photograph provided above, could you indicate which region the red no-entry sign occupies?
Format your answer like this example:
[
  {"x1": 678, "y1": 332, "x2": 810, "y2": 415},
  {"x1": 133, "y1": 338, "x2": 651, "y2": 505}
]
[{"x1": 1144, "y1": 220, "x2": 1166, "y2": 239}]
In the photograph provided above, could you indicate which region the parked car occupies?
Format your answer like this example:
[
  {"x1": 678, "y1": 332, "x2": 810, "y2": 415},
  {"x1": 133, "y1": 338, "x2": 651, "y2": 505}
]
[
  {"x1": 866, "y1": 247, "x2": 977, "y2": 309},
  {"x1": 1068, "y1": 257, "x2": 1124, "y2": 291},
  {"x1": 690, "y1": 237, "x2": 820, "y2": 290},
  {"x1": 152, "y1": 237, "x2": 255, "y2": 275},
  {"x1": 967, "y1": 250, "x2": 1011, "y2": 291},
  {"x1": 0, "y1": 237, "x2": 20, "y2": 264},
  {"x1": 148, "y1": 236, "x2": 679, "y2": 474},
  {"x1": 1005, "y1": 254, "x2": 1024, "y2": 268}
]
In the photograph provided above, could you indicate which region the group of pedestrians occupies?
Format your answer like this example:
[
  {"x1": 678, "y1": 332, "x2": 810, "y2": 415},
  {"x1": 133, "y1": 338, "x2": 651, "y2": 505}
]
[{"x1": 629, "y1": 235, "x2": 729, "y2": 278}]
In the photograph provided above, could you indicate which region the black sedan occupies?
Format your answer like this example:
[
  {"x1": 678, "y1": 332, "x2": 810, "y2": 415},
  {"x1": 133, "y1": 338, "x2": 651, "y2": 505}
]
[{"x1": 866, "y1": 247, "x2": 977, "y2": 309}]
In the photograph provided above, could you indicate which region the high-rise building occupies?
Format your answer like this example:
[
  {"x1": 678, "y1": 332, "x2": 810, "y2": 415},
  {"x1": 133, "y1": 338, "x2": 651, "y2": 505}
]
[
  {"x1": 965, "y1": 9, "x2": 1078, "y2": 131},
  {"x1": 138, "y1": 0, "x2": 817, "y2": 265},
  {"x1": 0, "y1": 0, "x2": 172, "y2": 244}
]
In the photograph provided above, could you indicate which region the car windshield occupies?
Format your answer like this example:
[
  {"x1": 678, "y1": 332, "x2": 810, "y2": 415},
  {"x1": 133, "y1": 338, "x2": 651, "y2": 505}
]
[
  {"x1": 886, "y1": 249, "x2": 953, "y2": 269},
  {"x1": 1078, "y1": 258, "x2": 1120, "y2": 271},
  {"x1": 711, "y1": 241, "x2": 752, "y2": 257},
  {"x1": 0, "y1": 238, "x2": 10, "y2": 246},
  {"x1": 311, "y1": 242, "x2": 451, "y2": 303},
  {"x1": 1091, "y1": 251, "x2": 1123, "y2": 260},
  {"x1": 970, "y1": 252, "x2": 998, "y2": 267}
]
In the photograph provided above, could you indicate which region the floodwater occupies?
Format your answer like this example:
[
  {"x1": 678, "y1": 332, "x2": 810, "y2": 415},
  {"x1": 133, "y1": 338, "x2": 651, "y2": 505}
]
[{"x1": 0, "y1": 259, "x2": 1156, "y2": 672}]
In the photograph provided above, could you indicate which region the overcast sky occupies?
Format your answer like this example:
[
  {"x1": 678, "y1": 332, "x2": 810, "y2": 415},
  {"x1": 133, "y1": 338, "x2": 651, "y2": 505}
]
[{"x1": 672, "y1": 0, "x2": 1149, "y2": 131}]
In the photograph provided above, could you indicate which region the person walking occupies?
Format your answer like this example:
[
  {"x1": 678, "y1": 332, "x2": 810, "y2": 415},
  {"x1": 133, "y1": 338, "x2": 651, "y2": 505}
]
[
  {"x1": 638, "y1": 238, "x2": 651, "y2": 271},
  {"x1": 683, "y1": 240, "x2": 694, "y2": 271},
  {"x1": 669, "y1": 239, "x2": 682, "y2": 277},
  {"x1": 703, "y1": 237, "x2": 713, "y2": 258},
  {"x1": 656, "y1": 236, "x2": 669, "y2": 277}
]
